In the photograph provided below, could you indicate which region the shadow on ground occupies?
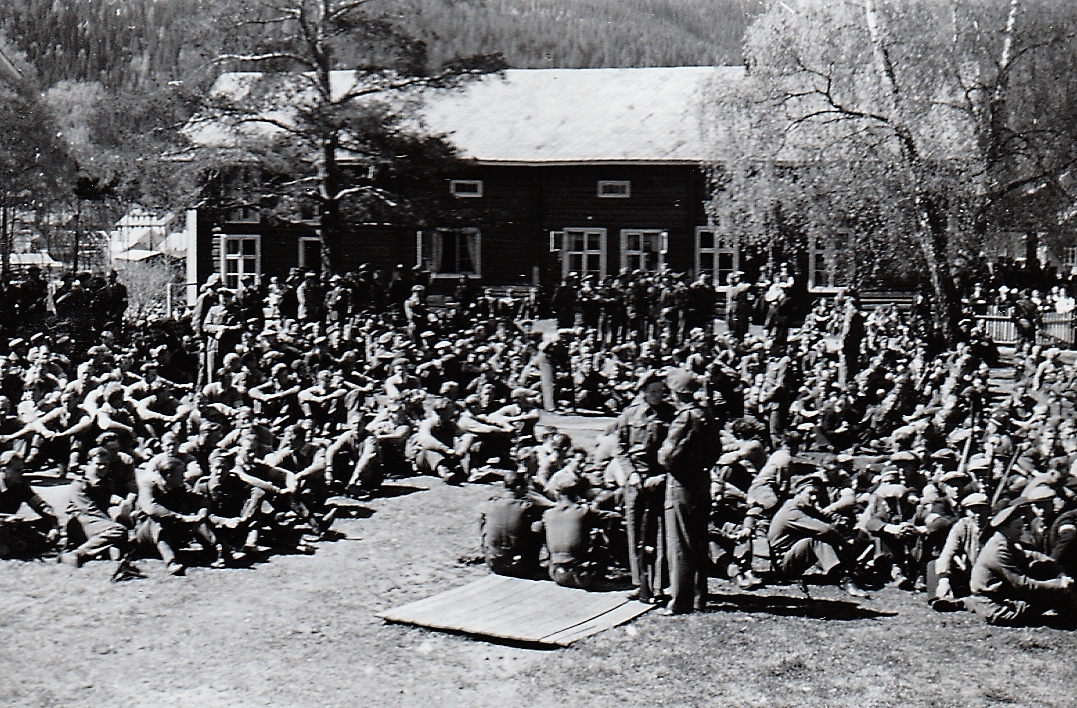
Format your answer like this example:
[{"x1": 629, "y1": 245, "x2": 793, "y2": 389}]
[
  {"x1": 372, "y1": 483, "x2": 428, "y2": 499},
  {"x1": 706, "y1": 592, "x2": 896, "y2": 621}
]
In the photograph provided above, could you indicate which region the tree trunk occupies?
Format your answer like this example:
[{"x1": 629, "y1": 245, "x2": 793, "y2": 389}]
[
  {"x1": 74, "y1": 199, "x2": 81, "y2": 274},
  {"x1": 914, "y1": 192, "x2": 959, "y2": 343},
  {"x1": 1, "y1": 204, "x2": 8, "y2": 279},
  {"x1": 321, "y1": 133, "x2": 344, "y2": 275}
]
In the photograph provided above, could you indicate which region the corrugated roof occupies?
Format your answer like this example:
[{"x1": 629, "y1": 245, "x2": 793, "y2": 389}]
[{"x1": 190, "y1": 66, "x2": 744, "y2": 164}]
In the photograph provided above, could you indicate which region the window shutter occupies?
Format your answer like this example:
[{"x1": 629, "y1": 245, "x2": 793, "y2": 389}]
[
  {"x1": 549, "y1": 230, "x2": 564, "y2": 252},
  {"x1": 466, "y1": 230, "x2": 481, "y2": 276}
]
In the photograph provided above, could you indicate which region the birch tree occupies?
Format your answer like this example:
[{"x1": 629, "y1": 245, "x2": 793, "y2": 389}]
[{"x1": 710, "y1": 0, "x2": 1077, "y2": 342}]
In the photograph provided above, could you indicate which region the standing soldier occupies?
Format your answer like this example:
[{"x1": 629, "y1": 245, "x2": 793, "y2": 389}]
[
  {"x1": 202, "y1": 289, "x2": 242, "y2": 384},
  {"x1": 658, "y1": 367, "x2": 718, "y2": 615},
  {"x1": 685, "y1": 272, "x2": 715, "y2": 336},
  {"x1": 102, "y1": 270, "x2": 128, "y2": 334},
  {"x1": 840, "y1": 291, "x2": 865, "y2": 385},
  {"x1": 725, "y1": 271, "x2": 751, "y2": 340},
  {"x1": 616, "y1": 370, "x2": 675, "y2": 603}
]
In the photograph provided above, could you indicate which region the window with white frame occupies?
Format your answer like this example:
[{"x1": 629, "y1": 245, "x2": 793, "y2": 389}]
[
  {"x1": 597, "y1": 180, "x2": 631, "y2": 198},
  {"x1": 298, "y1": 236, "x2": 322, "y2": 273},
  {"x1": 220, "y1": 235, "x2": 261, "y2": 289},
  {"x1": 808, "y1": 232, "x2": 838, "y2": 288},
  {"x1": 417, "y1": 228, "x2": 481, "y2": 276},
  {"x1": 695, "y1": 227, "x2": 738, "y2": 284},
  {"x1": 1064, "y1": 246, "x2": 1077, "y2": 271},
  {"x1": 620, "y1": 229, "x2": 667, "y2": 272},
  {"x1": 552, "y1": 228, "x2": 607, "y2": 280},
  {"x1": 449, "y1": 180, "x2": 483, "y2": 198},
  {"x1": 228, "y1": 206, "x2": 260, "y2": 223}
]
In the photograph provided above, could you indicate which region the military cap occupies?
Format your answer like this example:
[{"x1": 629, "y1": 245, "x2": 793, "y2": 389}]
[
  {"x1": 961, "y1": 492, "x2": 990, "y2": 508},
  {"x1": 939, "y1": 469, "x2": 971, "y2": 484},
  {"x1": 891, "y1": 450, "x2": 919, "y2": 463},
  {"x1": 876, "y1": 482, "x2": 910, "y2": 498},
  {"x1": 1022, "y1": 485, "x2": 1056, "y2": 503},
  {"x1": 794, "y1": 472, "x2": 828, "y2": 492}
]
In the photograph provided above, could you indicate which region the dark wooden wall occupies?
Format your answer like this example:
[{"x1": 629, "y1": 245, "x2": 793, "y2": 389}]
[{"x1": 196, "y1": 163, "x2": 709, "y2": 287}]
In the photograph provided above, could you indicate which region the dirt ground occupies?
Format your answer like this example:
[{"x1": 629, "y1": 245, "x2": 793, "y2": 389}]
[{"x1": 3, "y1": 409, "x2": 1077, "y2": 707}]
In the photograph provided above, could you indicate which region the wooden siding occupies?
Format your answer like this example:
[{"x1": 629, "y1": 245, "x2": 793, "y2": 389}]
[{"x1": 196, "y1": 164, "x2": 710, "y2": 286}]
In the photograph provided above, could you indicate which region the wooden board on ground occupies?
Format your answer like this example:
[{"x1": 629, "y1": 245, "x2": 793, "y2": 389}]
[{"x1": 377, "y1": 575, "x2": 651, "y2": 646}]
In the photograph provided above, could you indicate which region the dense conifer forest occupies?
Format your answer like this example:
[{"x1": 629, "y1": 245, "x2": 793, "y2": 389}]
[{"x1": 0, "y1": 0, "x2": 759, "y2": 89}]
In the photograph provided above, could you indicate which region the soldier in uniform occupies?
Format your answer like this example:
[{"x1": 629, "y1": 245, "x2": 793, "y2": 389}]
[
  {"x1": 0, "y1": 451, "x2": 60, "y2": 558},
  {"x1": 768, "y1": 474, "x2": 869, "y2": 597},
  {"x1": 539, "y1": 469, "x2": 618, "y2": 589},
  {"x1": 478, "y1": 469, "x2": 547, "y2": 577},
  {"x1": 967, "y1": 497, "x2": 1076, "y2": 626},
  {"x1": 658, "y1": 367, "x2": 717, "y2": 615},
  {"x1": 932, "y1": 492, "x2": 990, "y2": 606},
  {"x1": 615, "y1": 370, "x2": 675, "y2": 602},
  {"x1": 725, "y1": 271, "x2": 751, "y2": 340}
]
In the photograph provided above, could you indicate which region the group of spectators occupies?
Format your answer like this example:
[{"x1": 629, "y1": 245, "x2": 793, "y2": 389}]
[{"x1": 0, "y1": 261, "x2": 1075, "y2": 628}]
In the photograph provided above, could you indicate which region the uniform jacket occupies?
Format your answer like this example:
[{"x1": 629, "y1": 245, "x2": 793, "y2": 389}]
[{"x1": 970, "y1": 531, "x2": 1069, "y2": 599}]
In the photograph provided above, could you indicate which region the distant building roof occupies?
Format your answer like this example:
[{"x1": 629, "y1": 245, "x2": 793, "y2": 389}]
[
  {"x1": 112, "y1": 248, "x2": 181, "y2": 263},
  {"x1": 190, "y1": 66, "x2": 744, "y2": 165},
  {"x1": 8, "y1": 251, "x2": 62, "y2": 268}
]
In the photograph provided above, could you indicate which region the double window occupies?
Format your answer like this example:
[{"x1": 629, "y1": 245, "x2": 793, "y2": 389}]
[
  {"x1": 417, "y1": 228, "x2": 481, "y2": 276},
  {"x1": 695, "y1": 227, "x2": 738, "y2": 285},
  {"x1": 620, "y1": 230, "x2": 667, "y2": 272},
  {"x1": 808, "y1": 232, "x2": 840, "y2": 288},
  {"x1": 219, "y1": 234, "x2": 261, "y2": 289},
  {"x1": 550, "y1": 228, "x2": 607, "y2": 280}
]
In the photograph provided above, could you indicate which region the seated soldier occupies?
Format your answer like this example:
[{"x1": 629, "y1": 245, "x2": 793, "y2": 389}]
[
  {"x1": 409, "y1": 397, "x2": 475, "y2": 485},
  {"x1": 61, "y1": 447, "x2": 130, "y2": 567},
  {"x1": 478, "y1": 469, "x2": 548, "y2": 578},
  {"x1": 768, "y1": 474, "x2": 869, "y2": 597},
  {"x1": 537, "y1": 470, "x2": 618, "y2": 590},
  {"x1": 0, "y1": 451, "x2": 60, "y2": 558},
  {"x1": 134, "y1": 439, "x2": 225, "y2": 575},
  {"x1": 931, "y1": 492, "x2": 991, "y2": 607},
  {"x1": 857, "y1": 470, "x2": 918, "y2": 589},
  {"x1": 967, "y1": 495, "x2": 1077, "y2": 626}
]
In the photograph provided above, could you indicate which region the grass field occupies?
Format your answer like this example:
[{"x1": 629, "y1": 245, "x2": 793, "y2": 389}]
[{"x1": 3, "y1": 464, "x2": 1077, "y2": 708}]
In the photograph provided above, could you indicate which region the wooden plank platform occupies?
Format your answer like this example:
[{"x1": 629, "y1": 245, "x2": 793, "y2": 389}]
[{"x1": 377, "y1": 575, "x2": 651, "y2": 646}]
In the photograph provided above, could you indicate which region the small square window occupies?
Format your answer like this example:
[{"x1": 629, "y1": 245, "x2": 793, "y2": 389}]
[
  {"x1": 450, "y1": 180, "x2": 483, "y2": 198},
  {"x1": 598, "y1": 180, "x2": 631, "y2": 198}
]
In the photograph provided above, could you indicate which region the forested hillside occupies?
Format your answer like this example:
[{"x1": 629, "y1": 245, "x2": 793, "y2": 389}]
[
  {"x1": 401, "y1": 0, "x2": 761, "y2": 69},
  {"x1": 0, "y1": 0, "x2": 758, "y2": 89}
]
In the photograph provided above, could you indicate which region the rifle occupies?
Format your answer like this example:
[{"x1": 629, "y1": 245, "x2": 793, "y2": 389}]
[{"x1": 990, "y1": 446, "x2": 1023, "y2": 510}]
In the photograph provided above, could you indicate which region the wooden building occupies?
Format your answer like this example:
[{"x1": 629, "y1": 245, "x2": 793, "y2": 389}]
[{"x1": 185, "y1": 66, "x2": 792, "y2": 293}]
